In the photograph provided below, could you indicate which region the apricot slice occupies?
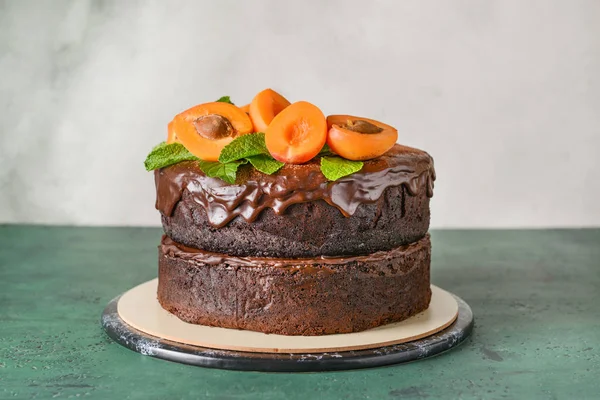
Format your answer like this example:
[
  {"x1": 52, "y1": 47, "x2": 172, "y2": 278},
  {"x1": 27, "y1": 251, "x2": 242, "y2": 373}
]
[
  {"x1": 265, "y1": 101, "x2": 327, "y2": 164},
  {"x1": 171, "y1": 102, "x2": 253, "y2": 161},
  {"x1": 166, "y1": 120, "x2": 181, "y2": 144},
  {"x1": 326, "y1": 115, "x2": 398, "y2": 160},
  {"x1": 249, "y1": 89, "x2": 291, "y2": 132}
]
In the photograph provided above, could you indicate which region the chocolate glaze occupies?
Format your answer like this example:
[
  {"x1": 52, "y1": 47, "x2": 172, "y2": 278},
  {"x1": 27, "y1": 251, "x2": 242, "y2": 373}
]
[
  {"x1": 155, "y1": 144, "x2": 435, "y2": 229},
  {"x1": 161, "y1": 233, "x2": 429, "y2": 269}
]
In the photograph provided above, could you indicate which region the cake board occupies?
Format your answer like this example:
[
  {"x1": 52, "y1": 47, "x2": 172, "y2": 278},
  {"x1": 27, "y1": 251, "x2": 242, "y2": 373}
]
[{"x1": 101, "y1": 279, "x2": 473, "y2": 372}]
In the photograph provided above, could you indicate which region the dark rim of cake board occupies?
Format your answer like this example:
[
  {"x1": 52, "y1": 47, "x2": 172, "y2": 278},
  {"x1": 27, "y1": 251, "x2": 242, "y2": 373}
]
[{"x1": 100, "y1": 292, "x2": 474, "y2": 372}]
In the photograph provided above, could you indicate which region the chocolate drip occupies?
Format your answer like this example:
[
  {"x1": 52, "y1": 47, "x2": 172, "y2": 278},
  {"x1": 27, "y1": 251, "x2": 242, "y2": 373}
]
[
  {"x1": 161, "y1": 234, "x2": 428, "y2": 268},
  {"x1": 155, "y1": 144, "x2": 435, "y2": 228}
]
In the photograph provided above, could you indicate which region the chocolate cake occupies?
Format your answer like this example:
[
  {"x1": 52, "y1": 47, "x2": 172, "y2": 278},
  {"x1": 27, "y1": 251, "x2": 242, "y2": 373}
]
[
  {"x1": 154, "y1": 144, "x2": 435, "y2": 335},
  {"x1": 146, "y1": 91, "x2": 436, "y2": 336}
]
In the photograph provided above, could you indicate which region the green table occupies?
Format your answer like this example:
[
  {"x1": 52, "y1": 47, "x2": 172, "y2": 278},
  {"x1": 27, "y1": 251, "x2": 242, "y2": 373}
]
[{"x1": 1, "y1": 226, "x2": 598, "y2": 399}]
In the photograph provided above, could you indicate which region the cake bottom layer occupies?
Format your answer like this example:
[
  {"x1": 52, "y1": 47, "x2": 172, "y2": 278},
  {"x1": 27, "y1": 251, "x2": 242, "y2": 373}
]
[{"x1": 157, "y1": 235, "x2": 432, "y2": 336}]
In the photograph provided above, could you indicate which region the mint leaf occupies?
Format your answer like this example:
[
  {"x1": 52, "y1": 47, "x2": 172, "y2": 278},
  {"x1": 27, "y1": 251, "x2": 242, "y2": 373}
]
[
  {"x1": 144, "y1": 142, "x2": 199, "y2": 171},
  {"x1": 197, "y1": 159, "x2": 247, "y2": 184},
  {"x1": 320, "y1": 156, "x2": 363, "y2": 181},
  {"x1": 216, "y1": 96, "x2": 234, "y2": 105},
  {"x1": 318, "y1": 143, "x2": 335, "y2": 156},
  {"x1": 219, "y1": 133, "x2": 284, "y2": 175},
  {"x1": 219, "y1": 132, "x2": 269, "y2": 163},
  {"x1": 246, "y1": 154, "x2": 284, "y2": 175}
]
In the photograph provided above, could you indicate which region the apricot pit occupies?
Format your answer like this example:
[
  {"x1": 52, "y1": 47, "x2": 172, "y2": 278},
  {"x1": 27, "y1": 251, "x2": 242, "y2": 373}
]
[{"x1": 193, "y1": 114, "x2": 234, "y2": 140}]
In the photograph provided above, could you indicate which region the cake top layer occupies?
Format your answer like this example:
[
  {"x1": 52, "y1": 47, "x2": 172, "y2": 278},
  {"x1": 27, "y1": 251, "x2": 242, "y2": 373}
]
[
  {"x1": 155, "y1": 144, "x2": 435, "y2": 228},
  {"x1": 146, "y1": 89, "x2": 436, "y2": 228}
]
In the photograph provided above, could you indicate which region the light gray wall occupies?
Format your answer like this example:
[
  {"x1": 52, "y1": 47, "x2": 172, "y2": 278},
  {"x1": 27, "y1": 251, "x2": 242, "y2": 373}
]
[{"x1": 1, "y1": 0, "x2": 599, "y2": 227}]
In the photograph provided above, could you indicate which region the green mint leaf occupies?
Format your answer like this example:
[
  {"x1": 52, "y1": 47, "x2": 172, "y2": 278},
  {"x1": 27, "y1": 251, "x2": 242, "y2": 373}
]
[
  {"x1": 246, "y1": 154, "x2": 284, "y2": 175},
  {"x1": 218, "y1": 132, "x2": 285, "y2": 176},
  {"x1": 219, "y1": 132, "x2": 269, "y2": 163},
  {"x1": 197, "y1": 159, "x2": 247, "y2": 184},
  {"x1": 144, "y1": 142, "x2": 199, "y2": 171},
  {"x1": 216, "y1": 96, "x2": 234, "y2": 105},
  {"x1": 320, "y1": 156, "x2": 364, "y2": 181},
  {"x1": 318, "y1": 143, "x2": 335, "y2": 156}
]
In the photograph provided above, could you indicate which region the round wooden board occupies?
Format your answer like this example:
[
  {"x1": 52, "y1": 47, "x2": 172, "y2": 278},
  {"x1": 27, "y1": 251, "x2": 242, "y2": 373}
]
[{"x1": 117, "y1": 279, "x2": 458, "y2": 354}]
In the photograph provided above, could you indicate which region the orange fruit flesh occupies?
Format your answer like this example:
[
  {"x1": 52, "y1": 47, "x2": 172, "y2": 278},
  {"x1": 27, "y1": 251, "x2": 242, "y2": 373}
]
[
  {"x1": 171, "y1": 102, "x2": 253, "y2": 161},
  {"x1": 249, "y1": 89, "x2": 291, "y2": 132},
  {"x1": 166, "y1": 120, "x2": 181, "y2": 144},
  {"x1": 265, "y1": 101, "x2": 327, "y2": 164},
  {"x1": 326, "y1": 115, "x2": 398, "y2": 161}
]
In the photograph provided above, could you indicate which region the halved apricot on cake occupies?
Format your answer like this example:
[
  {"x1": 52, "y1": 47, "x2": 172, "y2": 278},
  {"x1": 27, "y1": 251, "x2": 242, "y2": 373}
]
[
  {"x1": 171, "y1": 102, "x2": 253, "y2": 161},
  {"x1": 326, "y1": 115, "x2": 398, "y2": 160},
  {"x1": 249, "y1": 89, "x2": 291, "y2": 132},
  {"x1": 265, "y1": 101, "x2": 327, "y2": 164}
]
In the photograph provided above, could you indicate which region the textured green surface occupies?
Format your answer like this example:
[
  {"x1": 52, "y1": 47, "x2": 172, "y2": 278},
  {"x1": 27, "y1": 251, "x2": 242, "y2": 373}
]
[{"x1": 0, "y1": 226, "x2": 599, "y2": 399}]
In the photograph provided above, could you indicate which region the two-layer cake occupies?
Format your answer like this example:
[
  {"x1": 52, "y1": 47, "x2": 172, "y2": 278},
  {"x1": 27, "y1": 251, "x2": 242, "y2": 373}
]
[{"x1": 145, "y1": 89, "x2": 435, "y2": 336}]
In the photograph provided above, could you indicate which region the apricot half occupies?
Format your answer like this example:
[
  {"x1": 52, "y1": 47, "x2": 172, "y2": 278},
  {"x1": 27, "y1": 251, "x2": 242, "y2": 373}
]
[
  {"x1": 171, "y1": 102, "x2": 253, "y2": 161},
  {"x1": 239, "y1": 104, "x2": 250, "y2": 113},
  {"x1": 249, "y1": 89, "x2": 291, "y2": 132},
  {"x1": 326, "y1": 115, "x2": 398, "y2": 160},
  {"x1": 265, "y1": 101, "x2": 327, "y2": 164}
]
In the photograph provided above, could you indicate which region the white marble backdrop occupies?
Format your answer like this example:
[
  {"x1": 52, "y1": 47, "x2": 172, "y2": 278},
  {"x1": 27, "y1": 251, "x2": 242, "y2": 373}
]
[{"x1": 1, "y1": 0, "x2": 599, "y2": 227}]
